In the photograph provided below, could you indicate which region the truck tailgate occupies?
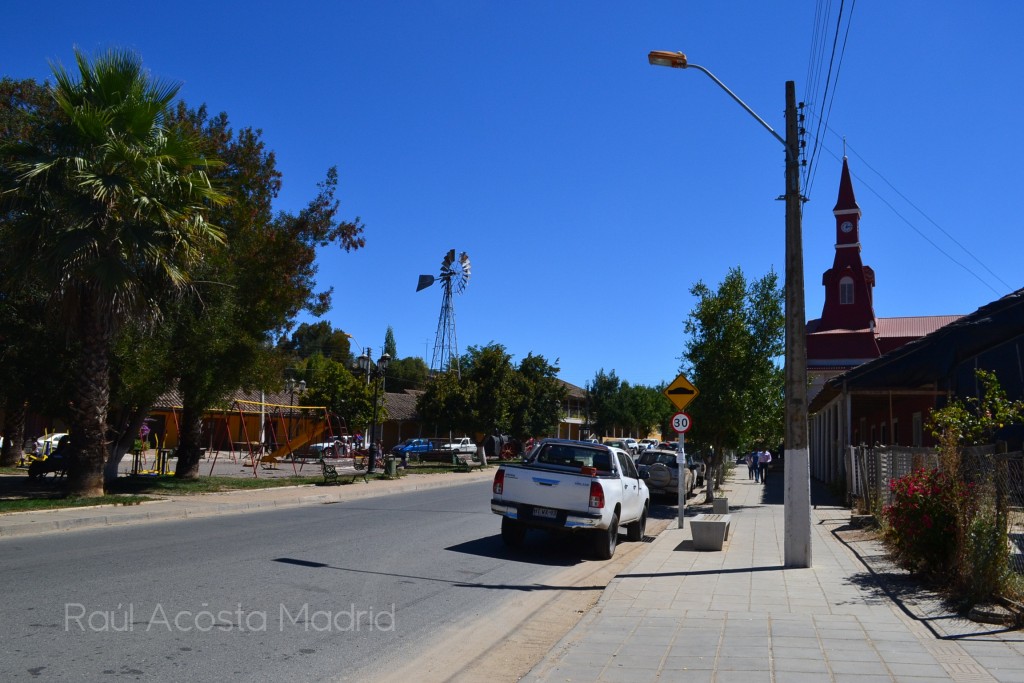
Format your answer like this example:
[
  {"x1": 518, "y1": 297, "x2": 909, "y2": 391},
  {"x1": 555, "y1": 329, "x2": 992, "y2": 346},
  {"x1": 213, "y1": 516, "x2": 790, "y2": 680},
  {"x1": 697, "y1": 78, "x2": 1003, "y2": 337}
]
[{"x1": 501, "y1": 466, "x2": 592, "y2": 512}]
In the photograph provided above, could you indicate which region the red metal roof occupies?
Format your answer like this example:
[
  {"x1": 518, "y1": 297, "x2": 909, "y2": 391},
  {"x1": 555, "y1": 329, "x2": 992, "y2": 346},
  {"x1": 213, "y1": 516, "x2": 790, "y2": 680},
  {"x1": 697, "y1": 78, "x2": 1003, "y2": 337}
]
[{"x1": 874, "y1": 316, "x2": 962, "y2": 339}]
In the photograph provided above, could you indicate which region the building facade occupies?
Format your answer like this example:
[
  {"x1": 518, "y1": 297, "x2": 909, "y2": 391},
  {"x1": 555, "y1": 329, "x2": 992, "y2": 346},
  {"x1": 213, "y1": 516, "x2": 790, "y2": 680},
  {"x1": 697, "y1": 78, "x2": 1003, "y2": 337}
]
[{"x1": 807, "y1": 159, "x2": 962, "y2": 484}]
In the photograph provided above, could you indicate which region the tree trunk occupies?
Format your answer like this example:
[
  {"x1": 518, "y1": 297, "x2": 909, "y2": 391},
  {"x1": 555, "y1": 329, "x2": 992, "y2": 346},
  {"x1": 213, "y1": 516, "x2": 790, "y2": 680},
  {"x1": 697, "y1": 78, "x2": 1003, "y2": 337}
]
[
  {"x1": 174, "y1": 402, "x2": 205, "y2": 479},
  {"x1": 66, "y1": 299, "x2": 111, "y2": 497},
  {"x1": 0, "y1": 397, "x2": 27, "y2": 467},
  {"x1": 104, "y1": 404, "x2": 153, "y2": 484},
  {"x1": 703, "y1": 451, "x2": 716, "y2": 504}
]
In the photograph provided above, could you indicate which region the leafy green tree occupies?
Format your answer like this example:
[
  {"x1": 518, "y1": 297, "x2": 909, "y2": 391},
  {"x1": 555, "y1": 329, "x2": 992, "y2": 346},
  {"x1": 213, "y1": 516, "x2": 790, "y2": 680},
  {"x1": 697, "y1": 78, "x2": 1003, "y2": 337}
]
[
  {"x1": 624, "y1": 384, "x2": 669, "y2": 439},
  {"x1": 0, "y1": 50, "x2": 226, "y2": 495},
  {"x1": 417, "y1": 343, "x2": 525, "y2": 461},
  {"x1": 0, "y1": 78, "x2": 73, "y2": 465},
  {"x1": 301, "y1": 354, "x2": 375, "y2": 436},
  {"x1": 509, "y1": 353, "x2": 567, "y2": 441},
  {"x1": 416, "y1": 368, "x2": 471, "y2": 436},
  {"x1": 929, "y1": 369, "x2": 1024, "y2": 445},
  {"x1": 168, "y1": 105, "x2": 365, "y2": 478},
  {"x1": 586, "y1": 369, "x2": 623, "y2": 438},
  {"x1": 386, "y1": 356, "x2": 430, "y2": 392},
  {"x1": 384, "y1": 326, "x2": 397, "y2": 359},
  {"x1": 682, "y1": 267, "x2": 784, "y2": 501},
  {"x1": 278, "y1": 321, "x2": 354, "y2": 363}
]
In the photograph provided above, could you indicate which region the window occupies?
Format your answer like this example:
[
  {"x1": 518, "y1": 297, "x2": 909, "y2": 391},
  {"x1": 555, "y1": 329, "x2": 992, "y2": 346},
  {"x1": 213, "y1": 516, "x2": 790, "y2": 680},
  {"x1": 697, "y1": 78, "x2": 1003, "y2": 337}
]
[
  {"x1": 536, "y1": 443, "x2": 612, "y2": 473},
  {"x1": 912, "y1": 413, "x2": 923, "y2": 447},
  {"x1": 840, "y1": 276, "x2": 854, "y2": 305},
  {"x1": 617, "y1": 453, "x2": 639, "y2": 480}
]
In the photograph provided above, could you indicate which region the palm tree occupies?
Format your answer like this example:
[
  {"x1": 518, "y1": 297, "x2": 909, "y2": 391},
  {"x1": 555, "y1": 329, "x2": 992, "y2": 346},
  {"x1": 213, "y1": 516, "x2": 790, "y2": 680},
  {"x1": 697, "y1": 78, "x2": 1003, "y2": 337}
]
[{"x1": 1, "y1": 49, "x2": 226, "y2": 496}]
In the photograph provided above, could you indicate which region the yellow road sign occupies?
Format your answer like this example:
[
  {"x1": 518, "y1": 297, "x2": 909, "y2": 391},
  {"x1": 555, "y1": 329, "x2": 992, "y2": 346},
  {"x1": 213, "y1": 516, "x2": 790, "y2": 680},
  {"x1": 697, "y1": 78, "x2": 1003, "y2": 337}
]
[{"x1": 664, "y1": 373, "x2": 699, "y2": 411}]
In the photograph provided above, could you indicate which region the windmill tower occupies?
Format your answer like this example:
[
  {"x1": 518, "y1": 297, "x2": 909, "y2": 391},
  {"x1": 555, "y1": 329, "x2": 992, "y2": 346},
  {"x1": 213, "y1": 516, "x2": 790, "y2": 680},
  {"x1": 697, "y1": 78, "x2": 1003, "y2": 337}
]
[{"x1": 416, "y1": 249, "x2": 471, "y2": 376}]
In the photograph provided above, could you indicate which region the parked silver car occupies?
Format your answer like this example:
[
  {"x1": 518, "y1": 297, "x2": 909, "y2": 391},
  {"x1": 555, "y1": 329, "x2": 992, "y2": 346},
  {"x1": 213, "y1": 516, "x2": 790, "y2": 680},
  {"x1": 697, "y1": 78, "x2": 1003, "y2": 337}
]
[{"x1": 636, "y1": 448, "x2": 697, "y2": 498}]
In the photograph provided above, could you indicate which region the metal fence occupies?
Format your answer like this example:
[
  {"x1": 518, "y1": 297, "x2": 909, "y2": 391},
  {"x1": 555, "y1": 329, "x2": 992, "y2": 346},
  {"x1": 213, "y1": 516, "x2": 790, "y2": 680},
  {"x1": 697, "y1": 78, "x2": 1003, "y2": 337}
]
[{"x1": 848, "y1": 444, "x2": 1024, "y2": 575}]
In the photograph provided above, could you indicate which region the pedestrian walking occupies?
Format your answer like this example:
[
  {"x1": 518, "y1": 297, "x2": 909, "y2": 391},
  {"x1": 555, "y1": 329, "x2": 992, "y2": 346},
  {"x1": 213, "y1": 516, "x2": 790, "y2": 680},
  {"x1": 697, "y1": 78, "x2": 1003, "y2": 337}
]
[
  {"x1": 759, "y1": 449, "x2": 772, "y2": 484},
  {"x1": 745, "y1": 452, "x2": 756, "y2": 480},
  {"x1": 752, "y1": 450, "x2": 761, "y2": 483}
]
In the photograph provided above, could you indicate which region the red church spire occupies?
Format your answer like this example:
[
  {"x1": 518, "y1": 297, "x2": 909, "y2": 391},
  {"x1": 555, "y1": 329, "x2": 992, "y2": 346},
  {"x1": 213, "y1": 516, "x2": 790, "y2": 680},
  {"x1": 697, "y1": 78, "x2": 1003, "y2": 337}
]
[
  {"x1": 815, "y1": 157, "x2": 876, "y2": 333},
  {"x1": 833, "y1": 156, "x2": 860, "y2": 214}
]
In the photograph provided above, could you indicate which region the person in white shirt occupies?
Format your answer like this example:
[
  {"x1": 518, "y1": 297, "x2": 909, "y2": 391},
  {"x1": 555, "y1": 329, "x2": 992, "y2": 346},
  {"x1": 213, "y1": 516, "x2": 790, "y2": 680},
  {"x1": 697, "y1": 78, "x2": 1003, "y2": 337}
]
[{"x1": 758, "y1": 449, "x2": 772, "y2": 484}]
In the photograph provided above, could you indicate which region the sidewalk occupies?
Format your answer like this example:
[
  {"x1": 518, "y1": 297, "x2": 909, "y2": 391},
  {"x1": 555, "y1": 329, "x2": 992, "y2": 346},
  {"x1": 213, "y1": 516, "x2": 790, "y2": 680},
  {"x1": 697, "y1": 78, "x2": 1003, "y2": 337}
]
[
  {"x1": 525, "y1": 465, "x2": 1024, "y2": 683},
  {"x1": 0, "y1": 468, "x2": 494, "y2": 538}
]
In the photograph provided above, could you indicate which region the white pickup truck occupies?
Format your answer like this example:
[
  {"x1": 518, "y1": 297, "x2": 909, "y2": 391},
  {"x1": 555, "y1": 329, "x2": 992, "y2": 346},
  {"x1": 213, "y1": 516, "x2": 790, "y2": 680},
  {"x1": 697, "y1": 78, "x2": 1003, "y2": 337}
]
[
  {"x1": 491, "y1": 438, "x2": 650, "y2": 559},
  {"x1": 438, "y1": 437, "x2": 476, "y2": 455}
]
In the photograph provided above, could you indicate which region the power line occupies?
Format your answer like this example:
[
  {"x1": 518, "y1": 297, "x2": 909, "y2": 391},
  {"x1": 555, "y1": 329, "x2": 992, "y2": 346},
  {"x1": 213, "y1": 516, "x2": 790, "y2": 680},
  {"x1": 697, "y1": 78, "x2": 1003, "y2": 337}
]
[
  {"x1": 815, "y1": 142, "x2": 1005, "y2": 297},
  {"x1": 803, "y1": 0, "x2": 857, "y2": 200}
]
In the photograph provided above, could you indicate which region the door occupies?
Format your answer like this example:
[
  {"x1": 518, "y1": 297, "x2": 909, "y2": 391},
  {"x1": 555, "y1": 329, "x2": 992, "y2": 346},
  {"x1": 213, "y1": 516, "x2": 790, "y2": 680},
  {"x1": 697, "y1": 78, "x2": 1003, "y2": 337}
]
[{"x1": 616, "y1": 452, "x2": 642, "y2": 522}]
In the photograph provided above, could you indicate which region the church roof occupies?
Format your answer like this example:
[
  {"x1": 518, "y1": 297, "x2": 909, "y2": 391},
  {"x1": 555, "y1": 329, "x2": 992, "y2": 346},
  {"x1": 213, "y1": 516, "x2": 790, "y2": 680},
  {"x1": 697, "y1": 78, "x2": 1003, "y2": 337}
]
[
  {"x1": 807, "y1": 315, "x2": 960, "y2": 339},
  {"x1": 832, "y1": 156, "x2": 860, "y2": 213},
  {"x1": 873, "y1": 315, "x2": 962, "y2": 338}
]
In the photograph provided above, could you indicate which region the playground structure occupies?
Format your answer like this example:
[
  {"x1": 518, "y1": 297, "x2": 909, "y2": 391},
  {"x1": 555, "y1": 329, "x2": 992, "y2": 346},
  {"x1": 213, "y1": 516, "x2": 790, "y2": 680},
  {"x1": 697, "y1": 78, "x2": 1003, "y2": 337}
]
[{"x1": 155, "y1": 400, "x2": 348, "y2": 478}]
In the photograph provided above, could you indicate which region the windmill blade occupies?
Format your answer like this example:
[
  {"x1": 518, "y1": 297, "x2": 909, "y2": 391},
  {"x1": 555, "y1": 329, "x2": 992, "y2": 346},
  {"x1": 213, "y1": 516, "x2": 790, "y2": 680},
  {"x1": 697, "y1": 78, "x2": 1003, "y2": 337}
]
[
  {"x1": 416, "y1": 274, "x2": 435, "y2": 292},
  {"x1": 441, "y1": 249, "x2": 456, "y2": 271},
  {"x1": 452, "y1": 252, "x2": 470, "y2": 294}
]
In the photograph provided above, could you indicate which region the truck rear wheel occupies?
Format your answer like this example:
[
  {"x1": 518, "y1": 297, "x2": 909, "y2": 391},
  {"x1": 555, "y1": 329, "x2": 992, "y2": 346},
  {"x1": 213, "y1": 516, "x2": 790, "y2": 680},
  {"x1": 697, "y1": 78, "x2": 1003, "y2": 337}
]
[
  {"x1": 593, "y1": 513, "x2": 618, "y2": 560},
  {"x1": 501, "y1": 517, "x2": 526, "y2": 547},
  {"x1": 626, "y1": 507, "x2": 647, "y2": 542}
]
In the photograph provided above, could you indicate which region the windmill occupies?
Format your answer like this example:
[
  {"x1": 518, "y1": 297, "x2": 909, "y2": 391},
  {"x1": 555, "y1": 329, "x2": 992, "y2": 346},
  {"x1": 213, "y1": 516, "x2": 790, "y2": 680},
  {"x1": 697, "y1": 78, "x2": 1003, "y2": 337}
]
[{"x1": 417, "y1": 249, "x2": 471, "y2": 376}]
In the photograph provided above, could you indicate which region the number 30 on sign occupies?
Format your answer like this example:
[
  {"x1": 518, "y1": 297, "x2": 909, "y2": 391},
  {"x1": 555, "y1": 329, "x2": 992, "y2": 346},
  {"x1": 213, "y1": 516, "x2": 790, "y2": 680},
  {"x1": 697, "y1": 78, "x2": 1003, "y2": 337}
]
[{"x1": 671, "y1": 412, "x2": 692, "y2": 434}]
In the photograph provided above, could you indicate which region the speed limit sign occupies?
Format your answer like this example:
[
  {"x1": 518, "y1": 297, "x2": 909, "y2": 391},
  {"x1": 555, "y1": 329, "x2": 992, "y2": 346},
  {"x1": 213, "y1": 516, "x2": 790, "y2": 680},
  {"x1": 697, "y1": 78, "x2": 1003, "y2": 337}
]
[{"x1": 671, "y1": 412, "x2": 692, "y2": 434}]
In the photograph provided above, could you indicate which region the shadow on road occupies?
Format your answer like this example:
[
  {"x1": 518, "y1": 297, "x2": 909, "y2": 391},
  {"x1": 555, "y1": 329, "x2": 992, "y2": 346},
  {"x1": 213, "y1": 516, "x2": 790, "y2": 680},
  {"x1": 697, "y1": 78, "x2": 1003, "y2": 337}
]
[
  {"x1": 445, "y1": 533, "x2": 590, "y2": 567},
  {"x1": 271, "y1": 554, "x2": 605, "y2": 593}
]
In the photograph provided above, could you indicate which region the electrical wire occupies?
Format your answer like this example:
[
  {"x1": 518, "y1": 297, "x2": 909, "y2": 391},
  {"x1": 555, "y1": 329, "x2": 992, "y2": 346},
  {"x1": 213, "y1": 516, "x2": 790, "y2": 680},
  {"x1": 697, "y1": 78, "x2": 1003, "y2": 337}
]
[
  {"x1": 814, "y1": 142, "x2": 1005, "y2": 298},
  {"x1": 803, "y1": 0, "x2": 857, "y2": 200}
]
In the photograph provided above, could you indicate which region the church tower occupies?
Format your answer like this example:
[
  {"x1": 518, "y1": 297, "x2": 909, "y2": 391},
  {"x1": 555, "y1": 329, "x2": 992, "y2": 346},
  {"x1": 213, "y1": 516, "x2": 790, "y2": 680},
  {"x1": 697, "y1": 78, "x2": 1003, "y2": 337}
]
[{"x1": 817, "y1": 157, "x2": 876, "y2": 331}]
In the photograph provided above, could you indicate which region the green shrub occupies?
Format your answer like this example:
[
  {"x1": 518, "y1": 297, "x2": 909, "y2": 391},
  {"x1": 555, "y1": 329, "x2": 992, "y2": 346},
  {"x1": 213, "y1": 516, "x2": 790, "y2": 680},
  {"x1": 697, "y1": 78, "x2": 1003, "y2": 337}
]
[
  {"x1": 882, "y1": 467, "x2": 961, "y2": 574},
  {"x1": 961, "y1": 508, "x2": 1010, "y2": 604}
]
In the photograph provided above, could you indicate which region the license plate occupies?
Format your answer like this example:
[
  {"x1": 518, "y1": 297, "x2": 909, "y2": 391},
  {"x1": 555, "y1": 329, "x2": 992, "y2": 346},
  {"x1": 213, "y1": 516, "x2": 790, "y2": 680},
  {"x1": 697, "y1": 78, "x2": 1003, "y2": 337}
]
[{"x1": 533, "y1": 507, "x2": 557, "y2": 519}]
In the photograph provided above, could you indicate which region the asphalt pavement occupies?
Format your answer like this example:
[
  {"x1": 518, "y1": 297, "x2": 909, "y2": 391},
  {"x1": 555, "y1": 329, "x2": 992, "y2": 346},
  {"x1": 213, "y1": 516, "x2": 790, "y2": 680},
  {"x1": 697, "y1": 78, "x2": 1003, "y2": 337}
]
[
  {"x1": 4, "y1": 460, "x2": 1024, "y2": 682},
  {"x1": 0, "y1": 465, "x2": 495, "y2": 537}
]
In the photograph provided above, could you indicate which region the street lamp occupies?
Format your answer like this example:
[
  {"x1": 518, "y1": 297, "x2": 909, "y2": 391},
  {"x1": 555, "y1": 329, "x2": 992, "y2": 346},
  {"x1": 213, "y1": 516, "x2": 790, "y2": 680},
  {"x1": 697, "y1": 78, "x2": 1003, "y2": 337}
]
[
  {"x1": 356, "y1": 350, "x2": 390, "y2": 473},
  {"x1": 648, "y1": 50, "x2": 811, "y2": 567}
]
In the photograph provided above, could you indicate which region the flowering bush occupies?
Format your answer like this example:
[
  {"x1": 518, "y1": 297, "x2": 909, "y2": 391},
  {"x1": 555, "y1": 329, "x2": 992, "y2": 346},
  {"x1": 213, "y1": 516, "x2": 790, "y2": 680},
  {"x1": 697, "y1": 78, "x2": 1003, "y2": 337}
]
[{"x1": 882, "y1": 467, "x2": 961, "y2": 574}]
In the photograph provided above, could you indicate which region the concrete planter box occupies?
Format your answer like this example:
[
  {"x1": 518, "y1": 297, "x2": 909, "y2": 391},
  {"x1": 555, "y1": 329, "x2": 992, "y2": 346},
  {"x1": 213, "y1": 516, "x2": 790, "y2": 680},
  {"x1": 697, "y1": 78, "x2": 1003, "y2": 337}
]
[
  {"x1": 712, "y1": 498, "x2": 729, "y2": 514},
  {"x1": 691, "y1": 513, "x2": 731, "y2": 551}
]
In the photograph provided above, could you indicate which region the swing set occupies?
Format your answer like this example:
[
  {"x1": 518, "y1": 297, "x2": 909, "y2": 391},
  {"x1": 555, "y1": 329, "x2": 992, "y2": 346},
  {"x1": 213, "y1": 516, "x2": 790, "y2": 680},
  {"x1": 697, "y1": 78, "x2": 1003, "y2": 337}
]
[{"x1": 164, "y1": 400, "x2": 346, "y2": 478}]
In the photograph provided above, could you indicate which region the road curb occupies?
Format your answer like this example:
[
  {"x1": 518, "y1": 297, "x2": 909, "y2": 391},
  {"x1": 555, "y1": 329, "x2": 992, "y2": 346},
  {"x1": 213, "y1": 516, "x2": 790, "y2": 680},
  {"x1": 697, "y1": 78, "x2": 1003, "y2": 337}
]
[{"x1": 0, "y1": 469, "x2": 494, "y2": 538}]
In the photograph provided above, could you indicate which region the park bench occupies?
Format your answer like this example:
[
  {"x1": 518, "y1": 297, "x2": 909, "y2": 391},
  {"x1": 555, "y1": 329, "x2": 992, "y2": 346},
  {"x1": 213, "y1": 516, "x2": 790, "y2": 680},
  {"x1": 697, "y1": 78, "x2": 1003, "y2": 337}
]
[
  {"x1": 690, "y1": 513, "x2": 732, "y2": 551},
  {"x1": 27, "y1": 456, "x2": 67, "y2": 480},
  {"x1": 452, "y1": 452, "x2": 484, "y2": 472},
  {"x1": 319, "y1": 458, "x2": 368, "y2": 485}
]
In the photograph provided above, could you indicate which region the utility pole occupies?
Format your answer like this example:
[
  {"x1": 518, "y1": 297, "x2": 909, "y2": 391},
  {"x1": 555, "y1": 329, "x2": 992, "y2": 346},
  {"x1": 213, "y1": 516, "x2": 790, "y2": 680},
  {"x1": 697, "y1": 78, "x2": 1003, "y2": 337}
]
[
  {"x1": 646, "y1": 53, "x2": 813, "y2": 567},
  {"x1": 783, "y1": 80, "x2": 812, "y2": 567}
]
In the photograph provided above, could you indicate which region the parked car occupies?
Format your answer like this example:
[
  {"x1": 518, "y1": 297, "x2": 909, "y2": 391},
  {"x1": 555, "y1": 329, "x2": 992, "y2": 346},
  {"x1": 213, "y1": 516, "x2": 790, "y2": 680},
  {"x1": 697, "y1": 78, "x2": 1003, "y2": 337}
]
[
  {"x1": 635, "y1": 448, "x2": 697, "y2": 498},
  {"x1": 622, "y1": 438, "x2": 639, "y2": 455},
  {"x1": 35, "y1": 433, "x2": 69, "y2": 456},
  {"x1": 491, "y1": 439, "x2": 650, "y2": 560},
  {"x1": 391, "y1": 438, "x2": 435, "y2": 459},
  {"x1": 638, "y1": 438, "x2": 659, "y2": 451},
  {"x1": 603, "y1": 439, "x2": 632, "y2": 455}
]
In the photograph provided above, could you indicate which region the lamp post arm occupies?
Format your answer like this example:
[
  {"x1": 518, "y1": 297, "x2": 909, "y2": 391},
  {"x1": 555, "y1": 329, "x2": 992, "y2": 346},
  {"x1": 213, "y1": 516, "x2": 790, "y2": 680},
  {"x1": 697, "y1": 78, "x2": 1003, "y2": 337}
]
[{"x1": 684, "y1": 62, "x2": 787, "y2": 152}]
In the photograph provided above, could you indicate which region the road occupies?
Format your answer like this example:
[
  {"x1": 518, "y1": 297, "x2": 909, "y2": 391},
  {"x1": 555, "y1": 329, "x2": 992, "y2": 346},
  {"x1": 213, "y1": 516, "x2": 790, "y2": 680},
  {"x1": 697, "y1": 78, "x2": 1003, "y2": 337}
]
[{"x1": 0, "y1": 479, "x2": 668, "y2": 681}]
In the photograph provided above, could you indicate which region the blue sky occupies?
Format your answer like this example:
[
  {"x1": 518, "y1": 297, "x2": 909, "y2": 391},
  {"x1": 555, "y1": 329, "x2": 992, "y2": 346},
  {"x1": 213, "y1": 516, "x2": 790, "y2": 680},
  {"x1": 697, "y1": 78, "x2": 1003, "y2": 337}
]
[{"x1": 5, "y1": 3, "x2": 1021, "y2": 389}]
